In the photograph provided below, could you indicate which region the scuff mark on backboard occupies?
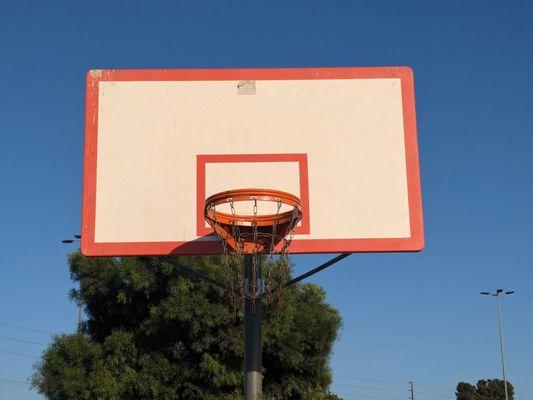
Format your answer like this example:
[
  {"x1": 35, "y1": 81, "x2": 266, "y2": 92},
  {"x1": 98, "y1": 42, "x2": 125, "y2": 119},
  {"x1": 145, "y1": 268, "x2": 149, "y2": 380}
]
[{"x1": 237, "y1": 80, "x2": 256, "y2": 95}]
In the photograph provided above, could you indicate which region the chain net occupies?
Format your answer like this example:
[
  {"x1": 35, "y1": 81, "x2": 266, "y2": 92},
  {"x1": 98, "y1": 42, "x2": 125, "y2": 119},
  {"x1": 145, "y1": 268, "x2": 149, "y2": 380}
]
[{"x1": 205, "y1": 189, "x2": 302, "y2": 309}]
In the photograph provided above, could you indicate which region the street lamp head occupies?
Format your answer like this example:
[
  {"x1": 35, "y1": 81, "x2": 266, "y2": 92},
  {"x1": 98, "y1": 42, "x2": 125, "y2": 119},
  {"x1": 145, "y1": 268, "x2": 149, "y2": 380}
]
[
  {"x1": 496, "y1": 289, "x2": 504, "y2": 293},
  {"x1": 505, "y1": 291, "x2": 515, "y2": 295},
  {"x1": 480, "y1": 292, "x2": 490, "y2": 295},
  {"x1": 74, "y1": 234, "x2": 81, "y2": 239},
  {"x1": 62, "y1": 239, "x2": 74, "y2": 243}
]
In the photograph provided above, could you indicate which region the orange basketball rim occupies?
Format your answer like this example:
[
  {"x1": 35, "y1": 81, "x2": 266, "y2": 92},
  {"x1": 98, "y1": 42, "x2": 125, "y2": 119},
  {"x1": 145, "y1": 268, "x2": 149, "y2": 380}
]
[{"x1": 204, "y1": 188, "x2": 303, "y2": 254}]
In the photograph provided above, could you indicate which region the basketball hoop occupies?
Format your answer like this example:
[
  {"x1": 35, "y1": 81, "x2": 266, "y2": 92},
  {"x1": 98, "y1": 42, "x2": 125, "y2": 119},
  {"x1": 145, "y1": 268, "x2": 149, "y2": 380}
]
[{"x1": 204, "y1": 188, "x2": 302, "y2": 306}]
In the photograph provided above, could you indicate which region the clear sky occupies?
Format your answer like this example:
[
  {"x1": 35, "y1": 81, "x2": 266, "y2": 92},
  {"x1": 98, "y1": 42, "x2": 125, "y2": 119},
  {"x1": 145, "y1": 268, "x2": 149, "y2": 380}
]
[{"x1": 1, "y1": 1, "x2": 532, "y2": 399}]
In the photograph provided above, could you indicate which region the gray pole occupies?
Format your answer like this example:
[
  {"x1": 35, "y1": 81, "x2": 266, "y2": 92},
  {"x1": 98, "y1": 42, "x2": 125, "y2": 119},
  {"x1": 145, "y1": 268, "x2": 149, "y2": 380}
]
[
  {"x1": 409, "y1": 381, "x2": 414, "y2": 400},
  {"x1": 243, "y1": 254, "x2": 262, "y2": 400},
  {"x1": 481, "y1": 290, "x2": 514, "y2": 400},
  {"x1": 78, "y1": 303, "x2": 82, "y2": 334},
  {"x1": 495, "y1": 294, "x2": 509, "y2": 400}
]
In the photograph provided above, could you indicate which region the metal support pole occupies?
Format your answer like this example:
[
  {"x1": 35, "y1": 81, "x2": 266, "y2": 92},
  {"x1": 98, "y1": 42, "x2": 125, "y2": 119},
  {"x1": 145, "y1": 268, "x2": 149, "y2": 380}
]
[
  {"x1": 280, "y1": 253, "x2": 350, "y2": 290},
  {"x1": 496, "y1": 295, "x2": 509, "y2": 400},
  {"x1": 244, "y1": 254, "x2": 262, "y2": 400},
  {"x1": 409, "y1": 381, "x2": 414, "y2": 400}
]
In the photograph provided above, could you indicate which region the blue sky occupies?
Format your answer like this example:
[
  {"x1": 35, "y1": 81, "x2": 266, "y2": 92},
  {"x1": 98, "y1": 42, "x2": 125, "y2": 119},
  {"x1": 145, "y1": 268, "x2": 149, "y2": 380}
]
[{"x1": 1, "y1": 1, "x2": 532, "y2": 399}]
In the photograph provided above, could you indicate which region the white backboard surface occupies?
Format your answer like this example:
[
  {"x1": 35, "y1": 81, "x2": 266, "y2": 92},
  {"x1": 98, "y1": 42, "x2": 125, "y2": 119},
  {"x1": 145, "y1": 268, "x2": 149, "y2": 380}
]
[{"x1": 82, "y1": 67, "x2": 423, "y2": 256}]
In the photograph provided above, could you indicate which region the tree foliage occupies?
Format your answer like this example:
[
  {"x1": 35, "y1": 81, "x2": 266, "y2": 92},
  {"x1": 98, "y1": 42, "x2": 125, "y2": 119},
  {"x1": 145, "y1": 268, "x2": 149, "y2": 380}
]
[
  {"x1": 456, "y1": 379, "x2": 514, "y2": 400},
  {"x1": 32, "y1": 253, "x2": 342, "y2": 399}
]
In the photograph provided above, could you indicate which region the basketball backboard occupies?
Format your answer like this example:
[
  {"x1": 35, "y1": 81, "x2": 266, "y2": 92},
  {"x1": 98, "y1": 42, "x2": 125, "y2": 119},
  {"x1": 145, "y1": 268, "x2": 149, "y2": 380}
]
[{"x1": 81, "y1": 67, "x2": 423, "y2": 256}]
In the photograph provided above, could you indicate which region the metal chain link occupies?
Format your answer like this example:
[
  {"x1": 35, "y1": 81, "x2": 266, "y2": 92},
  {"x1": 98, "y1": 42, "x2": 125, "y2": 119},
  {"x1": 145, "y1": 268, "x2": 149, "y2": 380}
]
[
  {"x1": 276, "y1": 206, "x2": 300, "y2": 308},
  {"x1": 213, "y1": 203, "x2": 240, "y2": 307},
  {"x1": 265, "y1": 199, "x2": 282, "y2": 301},
  {"x1": 250, "y1": 197, "x2": 259, "y2": 312}
]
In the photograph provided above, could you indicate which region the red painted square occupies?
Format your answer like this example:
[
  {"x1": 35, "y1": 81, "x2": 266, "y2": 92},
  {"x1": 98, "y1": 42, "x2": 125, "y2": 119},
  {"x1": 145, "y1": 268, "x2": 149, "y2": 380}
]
[{"x1": 196, "y1": 153, "x2": 310, "y2": 237}]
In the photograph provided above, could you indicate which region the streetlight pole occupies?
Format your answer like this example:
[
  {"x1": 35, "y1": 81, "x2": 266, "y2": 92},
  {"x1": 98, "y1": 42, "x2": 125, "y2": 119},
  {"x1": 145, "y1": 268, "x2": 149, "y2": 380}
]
[
  {"x1": 62, "y1": 235, "x2": 83, "y2": 334},
  {"x1": 480, "y1": 289, "x2": 514, "y2": 400}
]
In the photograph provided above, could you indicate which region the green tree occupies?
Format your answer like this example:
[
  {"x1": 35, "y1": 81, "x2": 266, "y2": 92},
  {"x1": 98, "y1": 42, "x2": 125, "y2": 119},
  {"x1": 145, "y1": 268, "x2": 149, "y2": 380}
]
[
  {"x1": 32, "y1": 253, "x2": 343, "y2": 400},
  {"x1": 456, "y1": 382, "x2": 476, "y2": 400},
  {"x1": 456, "y1": 379, "x2": 514, "y2": 400}
]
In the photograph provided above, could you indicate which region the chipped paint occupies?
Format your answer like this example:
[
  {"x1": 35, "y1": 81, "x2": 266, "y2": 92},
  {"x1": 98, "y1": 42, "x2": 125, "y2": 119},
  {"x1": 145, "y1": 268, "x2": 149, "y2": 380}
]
[{"x1": 89, "y1": 69, "x2": 103, "y2": 79}]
